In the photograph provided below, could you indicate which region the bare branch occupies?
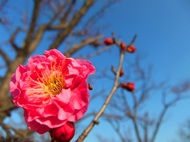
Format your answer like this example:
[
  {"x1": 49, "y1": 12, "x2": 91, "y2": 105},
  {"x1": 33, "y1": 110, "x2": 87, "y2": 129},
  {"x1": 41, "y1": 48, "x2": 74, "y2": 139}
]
[
  {"x1": 132, "y1": 118, "x2": 142, "y2": 142},
  {"x1": 46, "y1": 23, "x2": 68, "y2": 30},
  {"x1": 47, "y1": 1, "x2": 69, "y2": 25},
  {"x1": 77, "y1": 48, "x2": 125, "y2": 141},
  {"x1": 151, "y1": 83, "x2": 189, "y2": 142},
  {"x1": 49, "y1": 0, "x2": 95, "y2": 50},
  {"x1": 107, "y1": 119, "x2": 126, "y2": 142},
  {"x1": 0, "y1": 25, "x2": 46, "y2": 121},
  {"x1": 65, "y1": 35, "x2": 102, "y2": 57},
  {"x1": 129, "y1": 34, "x2": 137, "y2": 45},
  {"x1": 9, "y1": 27, "x2": 20, "y2": 51},
  {"x1": 150, "y1": 105, "x2": 168, "y2": 142},
  {"x1": 23, "y1": 0, "x2": 41, "y2": 47},
  {"x1": 0, "y1": 121, "x2": 33, "y2": 138},
  {"x1": 0, "y1": 48, "x2": 11, "y2": 65},
  {"x1": 60, "y1": 0, "x2": 76, "y2": 23},
  {"x1": 83, "y1": 0, "x2": 117, "y2": 29}
]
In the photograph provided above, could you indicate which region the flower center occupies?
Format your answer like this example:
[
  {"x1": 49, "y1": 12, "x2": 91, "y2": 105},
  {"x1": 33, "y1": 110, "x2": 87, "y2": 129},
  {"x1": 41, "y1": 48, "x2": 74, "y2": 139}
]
[
  {"x1": 28, "y1": 61, "x2": 66, "y2": 98},
  {"x1": 44, "y1": 71, "x2": 65, "y2": 96}
]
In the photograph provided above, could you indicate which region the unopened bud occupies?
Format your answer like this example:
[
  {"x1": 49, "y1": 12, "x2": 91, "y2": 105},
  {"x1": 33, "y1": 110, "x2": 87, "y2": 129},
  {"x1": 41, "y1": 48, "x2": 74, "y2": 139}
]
[
  {"x1": 88, "y1": 83, "x2": 93, "y2": 90},
  {"x1": 119, "y1": 69, "x2": 124, "y2": 77},
  {"x1": 49, "y1": 122, "x2": 75, "y2": 142},
  {"x1": 126, "y1": 45, "x2": 136, "y2": 53},
  {"x1": 120, "y1": 82, "x2": 135, "y2": 92},
  {"x1": 104, "y1": 38, "x2": 114, "y2": 45},
  {"x1": 120, "y1": 42, "x2": 127, "y2": 51}
]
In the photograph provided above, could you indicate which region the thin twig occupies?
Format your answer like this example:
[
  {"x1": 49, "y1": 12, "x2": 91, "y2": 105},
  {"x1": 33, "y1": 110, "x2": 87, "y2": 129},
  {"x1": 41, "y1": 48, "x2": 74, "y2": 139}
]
[
  {"x1": 23, "y1": 0, "x2": 41, "y2": 48},
  {"x1": 0, "y1": 48, "x2": 11, "y2": 65},
  {"x1": 48, "y1": 0, "x2": 95, "y2": 49},
  {"x1": 79, "y1": 45, "x2": 112, "y2": 59},
  {"x1": 76, "y1": 50, "x2": 125, "y2": 142},
  {"x1": 9, "y1": 27, "x2": 20, "y2": 51},
  {"x1": 64, "y1": 35, "x2": 102, "y2": 57},
  {"x1": 60, "y1": 0, "x2": 76, "y2": 23}
]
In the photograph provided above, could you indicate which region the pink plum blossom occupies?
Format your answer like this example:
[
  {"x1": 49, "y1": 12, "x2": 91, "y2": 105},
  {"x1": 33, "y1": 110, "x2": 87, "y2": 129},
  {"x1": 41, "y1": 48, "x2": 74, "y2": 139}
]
[{"x1": 10, "y1": 49, "x2": 95, "y2": 134}]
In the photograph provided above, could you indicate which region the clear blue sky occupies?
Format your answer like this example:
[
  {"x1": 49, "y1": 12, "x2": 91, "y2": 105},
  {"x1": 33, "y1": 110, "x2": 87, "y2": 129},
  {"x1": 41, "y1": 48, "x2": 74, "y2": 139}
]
[
  {"x1": 104, "y1": 0, "x2": 190, "y2": 81},
  {"x1": 0, "y1": 0, "x2": 190, "y2": 142},
  {"x1": 84, "y1": 0, "x2": 190, "y2": 141}
]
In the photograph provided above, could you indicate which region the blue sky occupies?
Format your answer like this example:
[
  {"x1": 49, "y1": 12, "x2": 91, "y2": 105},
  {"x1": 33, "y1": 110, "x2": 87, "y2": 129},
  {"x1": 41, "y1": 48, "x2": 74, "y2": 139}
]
[
  {"x1": 104, "y1": 0, "x2": 190, "y2": 81},
  {"x1": 1, "y1": 0, "x2": 190, "y2": 142},
  {"x1": 83, "y1": 0, "x2": 190, "y2": 141}
]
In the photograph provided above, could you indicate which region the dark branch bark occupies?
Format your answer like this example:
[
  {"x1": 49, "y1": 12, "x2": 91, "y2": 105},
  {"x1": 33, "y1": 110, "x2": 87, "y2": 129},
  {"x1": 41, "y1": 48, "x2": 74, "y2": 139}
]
[
  {"x1": 9, "y1": 27, "x2": 20, "y2": 51},
  {"x1": 47, "y1": 1, "x2": 68, "y2": 25},
  {"x1": 65, "y1": 35, "x2": 102, "y2": 57},
  {"x1": 0, "y1": 48, "x2": 11, "y2": 65},
  {"x1": 84, "y1": 0, "x2": 116, "y2": 28},
  {"x1": 60, "y1": 0, "x2": 76, "y2": 23},
  {"x1": 46, "y1": 24, "x2": 68, "y2": 30},
  {"x1": 49, "y1": 0, "x2": 95, "y2": 50},
  {"x1": 23, "y1": 0, "x2": 41, "y2": 48}
]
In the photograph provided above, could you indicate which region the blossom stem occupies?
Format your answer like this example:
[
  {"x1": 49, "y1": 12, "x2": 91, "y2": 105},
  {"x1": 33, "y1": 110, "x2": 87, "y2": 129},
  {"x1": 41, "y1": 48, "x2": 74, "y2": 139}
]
[{"x1": 76, "y1": 51, "x2": 125, "y2": 142}]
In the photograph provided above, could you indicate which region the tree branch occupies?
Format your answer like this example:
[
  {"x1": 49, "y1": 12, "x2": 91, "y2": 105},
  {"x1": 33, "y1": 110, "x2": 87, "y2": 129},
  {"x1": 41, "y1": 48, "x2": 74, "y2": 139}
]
[
  {"x1": 0, "y1": 25, "x2": 46, "y2": 121},
  {"x1": 77, "y1": 50, "x2": 125, "y2": 141},
  {"x1": 80, "y1": 45, "x2": 112, "y2": 59},
  {"x1": 83, "y1": 0, "x2": 117, "y2": 29},
  {"x1": 59, "y1": 0, "x2": 76, "y2": 23},
  {"x1": 150, "y1": 105, "x2": 168, "y2": 142},
  {"x1": 0, "y1": 48, "x2": 11, "y2": 65},
  {"x1": 9, "y1": 27, "x2": 20, "y2": 51},
  {"x1": 65, "y1": 35, "x2": 102, "y2": 57},
  {"x1": 23, "y1": 0, "x2": 41, "y2": 48},
  {"x1": 108, "y1": 119, "x2": 126, "y2": 142},
  {"x1": 46, "y1": 24, "x2": 68, "y2": 30},
  {"x1": 132, "y1": 118, "x2": 142, "y2": 142},
  {"x1": 47, "y1": 1, "x2": 69, "y2": 25},
  {"x1": 49, "y1": 0, "x2": 95, "y2": 50}
]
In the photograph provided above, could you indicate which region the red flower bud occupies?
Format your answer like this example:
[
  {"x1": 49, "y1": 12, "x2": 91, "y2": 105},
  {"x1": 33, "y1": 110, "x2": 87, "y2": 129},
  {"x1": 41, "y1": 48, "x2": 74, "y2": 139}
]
[
  {"x1": 120, "y1": 82, "x2": 135, "y2": 92},
  {"x1": 88, "y1": 83, "x2": 93, "y2": 90},
  {"x1": 126, "y1": 45, "x2": 136, "y2": 53},
  {"x1": 119, "y1": 69, "x2": 124, "y2": 77},
  {"x1": 120, "y1": 42, "x2": 127, "y2": 51},
  {"x1": 104, "y1": 38, "x2": 114, "y2": 45},
  {"x1": 49, "y1": 122, "x2": 75, "y2": 142}
]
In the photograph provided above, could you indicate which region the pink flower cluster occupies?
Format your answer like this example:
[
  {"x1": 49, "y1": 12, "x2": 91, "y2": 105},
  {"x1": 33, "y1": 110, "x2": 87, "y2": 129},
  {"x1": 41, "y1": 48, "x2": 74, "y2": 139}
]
[{"x1": 10, "y1": 49, "x2": 95, "y2": 134}]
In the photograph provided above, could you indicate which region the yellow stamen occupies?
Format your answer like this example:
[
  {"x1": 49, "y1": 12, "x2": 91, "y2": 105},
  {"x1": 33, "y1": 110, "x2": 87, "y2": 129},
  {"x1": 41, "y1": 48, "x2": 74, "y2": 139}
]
[{"x1": 28, "y1": 60, "x2": 66, "y2": 98}]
